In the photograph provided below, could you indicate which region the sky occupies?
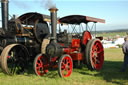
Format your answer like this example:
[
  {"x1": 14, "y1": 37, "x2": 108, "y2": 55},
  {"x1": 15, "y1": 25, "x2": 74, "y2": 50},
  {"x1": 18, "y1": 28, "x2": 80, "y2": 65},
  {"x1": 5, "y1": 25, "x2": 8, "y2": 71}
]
[{"x1": 0, "y1": 0, "x2": 128, "y2": 31}]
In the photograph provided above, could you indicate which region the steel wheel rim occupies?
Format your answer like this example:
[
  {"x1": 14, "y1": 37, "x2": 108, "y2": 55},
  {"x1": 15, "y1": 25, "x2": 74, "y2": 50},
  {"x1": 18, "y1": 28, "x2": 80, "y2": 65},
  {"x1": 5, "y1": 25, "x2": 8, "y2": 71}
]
[
  {"x1": 60, "y1": 56, "x2": 72, "y2": 77},
  {"x1": 91, "y1": 40, "x2": 104, "y2": 70},
  {"x1": 1, "y1": 44, "x2": 29, "y2": 75}
]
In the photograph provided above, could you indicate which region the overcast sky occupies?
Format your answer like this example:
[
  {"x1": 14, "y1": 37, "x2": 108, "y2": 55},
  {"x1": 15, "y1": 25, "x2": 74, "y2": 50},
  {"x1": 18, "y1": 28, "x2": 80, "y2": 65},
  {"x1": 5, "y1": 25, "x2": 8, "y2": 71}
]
[{"x1": 0, "y1": 0, "x2": 128, "y2": 31}]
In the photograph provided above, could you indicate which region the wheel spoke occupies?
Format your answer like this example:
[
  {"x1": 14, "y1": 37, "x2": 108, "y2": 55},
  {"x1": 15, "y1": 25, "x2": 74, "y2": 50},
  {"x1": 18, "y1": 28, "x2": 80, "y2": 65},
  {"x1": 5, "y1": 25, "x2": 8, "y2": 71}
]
[
  {"x1": 61, "y1": 69, "x2": 65, "y2": 76},
  {"x1": 65, "y1": 66, "x2": 69, "y2": 72},
  {"x1": 36, "y1": 67, "x2": 41, "y2": 71},
  {"x1": 93, "y1": 43, "x2": 98, "y2": 49},
  {"x1": 97, "y1": 49, "x2": 103, "y2": 54},
  {"x1": 7, "y1": 56, "x2": 16, "y2": 74},
  {"x1": 10, "y1": 63, "x2": 16, "y2": 74},
  {"x1": 65, "y1": 60, "x2": 69, "y2": 66},
  {"x1": 61, "y1": 65, "x2": 65, "y2": 69},
  {"x1": 92, "y1": 57, "x2": 96, "y2": 66},
  {"x1": 95, "y1": 43, "x2": 99, "y2": 47},
  {"x1": 92, "y1": 46, "x2": 96, "y2": 51},
  {"x1": 61, "y1": 61, "x2": 65, "y2": 66},
  {"x1": 96, "y1": 59, "x2": 100, "y2": 64}
]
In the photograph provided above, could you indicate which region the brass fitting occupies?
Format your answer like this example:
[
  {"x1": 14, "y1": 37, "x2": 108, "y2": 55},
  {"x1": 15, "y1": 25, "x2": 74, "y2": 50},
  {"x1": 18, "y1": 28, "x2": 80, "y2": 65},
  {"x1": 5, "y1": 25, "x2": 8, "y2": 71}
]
[
  {"x1": 49, "y1": 8, "x2": 58, "y2": 13},
  {"x1": 1, "y1": 0, "x2": 8, "y2": 3}
]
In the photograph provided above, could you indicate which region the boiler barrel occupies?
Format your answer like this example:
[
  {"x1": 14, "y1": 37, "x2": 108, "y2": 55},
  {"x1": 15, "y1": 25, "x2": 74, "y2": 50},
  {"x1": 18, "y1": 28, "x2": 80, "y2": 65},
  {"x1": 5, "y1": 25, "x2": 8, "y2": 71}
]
[{"x1": 0, "y1": 37, "x2": 35, "y2": 47}]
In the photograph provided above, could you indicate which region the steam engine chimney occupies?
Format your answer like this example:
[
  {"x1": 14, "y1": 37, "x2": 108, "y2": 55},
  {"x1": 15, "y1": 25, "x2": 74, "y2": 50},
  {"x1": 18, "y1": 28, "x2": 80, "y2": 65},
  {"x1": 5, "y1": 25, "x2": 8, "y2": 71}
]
[
  {"x1": 49, "y1": 8, "x2": 58, "y2": 43},
  {"x1": 1, "y1": 0, "x2": 9, "y2": 32}
]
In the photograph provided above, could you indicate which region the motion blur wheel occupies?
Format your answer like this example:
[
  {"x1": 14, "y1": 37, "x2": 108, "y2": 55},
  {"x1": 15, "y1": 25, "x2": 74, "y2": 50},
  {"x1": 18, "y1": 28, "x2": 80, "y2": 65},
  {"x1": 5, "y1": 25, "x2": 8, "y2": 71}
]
[
  {"x1": 85, "y1": 39, "x2": 104, "y2": 71},
  {"x1": 0, "y1": 44, "x2": 29, "y2": 75},
  {"x1": 58, "y1": 54, "x2": 73, "y2": 77},
  {"x1": 33, "y1": 54, "x2": 49, "y2": 76}
]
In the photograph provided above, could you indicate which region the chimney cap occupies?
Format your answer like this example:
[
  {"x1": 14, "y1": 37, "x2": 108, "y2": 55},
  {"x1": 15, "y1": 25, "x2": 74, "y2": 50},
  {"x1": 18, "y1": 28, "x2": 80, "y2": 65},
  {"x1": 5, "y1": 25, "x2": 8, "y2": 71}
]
[
  {"x1": 1, "y1": 0, "x2": 8, "y2": 3},
  {"x1": 49, "y1": 8, "x2": 58, "y2": 12}
]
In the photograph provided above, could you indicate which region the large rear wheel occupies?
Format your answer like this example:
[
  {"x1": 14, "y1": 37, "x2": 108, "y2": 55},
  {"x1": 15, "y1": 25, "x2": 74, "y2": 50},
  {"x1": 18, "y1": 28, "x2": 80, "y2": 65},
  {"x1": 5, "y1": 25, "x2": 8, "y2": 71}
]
[
  {"x1": 85, "y1": 39, "x2": 104, "y2": 71},
  {"x1": 0, "y1": 44, "x2": 29, "y2": 75},
  {"x1": 58, "y1": 54, "x2": 73, "y2": 77}
]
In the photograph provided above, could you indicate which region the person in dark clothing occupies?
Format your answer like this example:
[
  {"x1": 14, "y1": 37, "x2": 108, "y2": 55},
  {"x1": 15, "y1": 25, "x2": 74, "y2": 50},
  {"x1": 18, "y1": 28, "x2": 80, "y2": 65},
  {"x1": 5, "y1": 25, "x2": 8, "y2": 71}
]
[{"x1": 120, "y1": 36, "x2": 128, "y2": 72}]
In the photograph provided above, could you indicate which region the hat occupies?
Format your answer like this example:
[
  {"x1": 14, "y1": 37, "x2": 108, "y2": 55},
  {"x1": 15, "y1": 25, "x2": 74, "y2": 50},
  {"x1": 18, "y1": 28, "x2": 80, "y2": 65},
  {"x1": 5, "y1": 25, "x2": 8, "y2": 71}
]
[{"x1": 124, "y1": 36, "x2": 128, "y2": 41}]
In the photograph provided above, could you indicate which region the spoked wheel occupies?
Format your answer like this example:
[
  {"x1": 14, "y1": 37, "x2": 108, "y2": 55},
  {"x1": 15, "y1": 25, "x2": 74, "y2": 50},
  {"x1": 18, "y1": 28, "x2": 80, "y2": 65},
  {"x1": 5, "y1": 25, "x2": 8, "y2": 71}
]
[
  {"x1": 85, "y1": 39, "x2": 104, "y2": 71},
  {"x1": 33, "y1": 54, "x2": 49, "y2": 76},
  {"x1": 58, "y1": 54, "x2": 73, "y2": 78},
  {"x1": 0, "y1": 44, "x2": 29, "y2": 75}
]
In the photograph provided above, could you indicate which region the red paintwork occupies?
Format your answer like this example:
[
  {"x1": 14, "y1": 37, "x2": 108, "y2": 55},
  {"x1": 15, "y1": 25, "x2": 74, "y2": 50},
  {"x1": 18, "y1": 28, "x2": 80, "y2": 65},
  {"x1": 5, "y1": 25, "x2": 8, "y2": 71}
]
[
  {"x1": 63, "y1": 39, "x2": 80, "y2": 53},
  {"x1": 82, "y1": 31, "x2": 92, "y2": 45},
  {"x1": 61, "y1": 31, "x2": 92, "y2": 61},
  {"x1": 35, "y1": 31, "x2": 104, "y2": 77},
  {"x1": 70, "y1": 53, "x2": 82, "y2": 61},
  {"x1": 50, "y1": 56, "x2": 58, "y2": 69},
  {"x1": 51, "y1": 56, "x2": 58, "y2": 62},
  {"x1": 63, "y1": 39, "x2": 82, "y2": 61},
  {"x1": 71, "y1": 39, "x2": 80, "y2": 48},
  {"x1": 50, "y1": 31, "x2": 92, "y2": 67},
  {"x1": 7, "y1": 56, "x2": 10, "y2": 58}
]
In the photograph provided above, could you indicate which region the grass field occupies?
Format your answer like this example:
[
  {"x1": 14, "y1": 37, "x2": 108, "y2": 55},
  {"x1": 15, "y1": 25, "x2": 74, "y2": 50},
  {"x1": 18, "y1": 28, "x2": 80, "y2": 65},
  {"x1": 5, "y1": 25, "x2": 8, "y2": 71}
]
[
  {"x1": 0, "y1": 48, "x2": 128, "y2": 85},
  {"x1": 97, "y1": 32, "x2": 126, "y2": 37}
]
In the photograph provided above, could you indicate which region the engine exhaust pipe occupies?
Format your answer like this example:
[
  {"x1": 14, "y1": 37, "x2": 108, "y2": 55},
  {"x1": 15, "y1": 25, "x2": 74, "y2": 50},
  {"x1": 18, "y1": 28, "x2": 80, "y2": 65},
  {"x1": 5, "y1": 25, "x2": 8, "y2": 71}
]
[
  {"x1": 49, "y1": 8, "x2": 58, "y2": 43},
  {"x1": 1, "y1": 0, "x2": 9, "y2": 32}
]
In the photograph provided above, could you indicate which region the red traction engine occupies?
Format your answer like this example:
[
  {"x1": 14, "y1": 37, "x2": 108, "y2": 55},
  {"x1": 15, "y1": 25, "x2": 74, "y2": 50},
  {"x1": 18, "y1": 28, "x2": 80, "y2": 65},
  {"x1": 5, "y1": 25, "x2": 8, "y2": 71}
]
[{"x1": 34, "y1": 8, "x2": 105, "y2": 77}]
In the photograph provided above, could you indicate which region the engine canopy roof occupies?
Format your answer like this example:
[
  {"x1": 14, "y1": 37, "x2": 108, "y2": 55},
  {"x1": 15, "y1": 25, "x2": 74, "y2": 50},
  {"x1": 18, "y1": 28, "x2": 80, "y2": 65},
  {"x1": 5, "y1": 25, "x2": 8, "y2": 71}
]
[
  {"x1": 59, "y1": 15, "x2": 105, "y2": 24},
  {"x1": 17, "y1": 12, "x2": 50, "y2": 25}
]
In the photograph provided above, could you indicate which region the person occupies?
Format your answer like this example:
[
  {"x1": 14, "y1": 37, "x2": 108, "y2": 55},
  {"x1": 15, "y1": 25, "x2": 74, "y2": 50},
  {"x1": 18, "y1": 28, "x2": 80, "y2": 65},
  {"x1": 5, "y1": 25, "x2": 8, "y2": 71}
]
[{"x1": 120, "y1": 36, "x2": 128, "y2": 72}]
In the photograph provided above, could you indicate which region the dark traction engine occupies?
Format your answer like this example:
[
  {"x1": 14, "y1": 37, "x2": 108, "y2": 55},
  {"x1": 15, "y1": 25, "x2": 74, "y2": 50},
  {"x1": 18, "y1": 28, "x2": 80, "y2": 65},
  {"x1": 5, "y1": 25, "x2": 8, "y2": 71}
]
[
  {"x1": 33, "y1": 8, "x2": 105, "y2": 77},
  {"x1": 0, "y1": 0, "x2": 50, "y2": 75}
]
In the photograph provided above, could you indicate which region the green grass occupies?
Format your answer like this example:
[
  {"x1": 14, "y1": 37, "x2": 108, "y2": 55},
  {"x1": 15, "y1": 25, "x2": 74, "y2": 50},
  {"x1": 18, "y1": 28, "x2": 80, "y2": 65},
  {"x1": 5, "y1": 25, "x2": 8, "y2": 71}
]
[
  {"x1": 0, "y1": 48, "x2": 128, "y2": 85},
  {"x1": 97, "y1": 32, "x2": 126, "y2": 37}
]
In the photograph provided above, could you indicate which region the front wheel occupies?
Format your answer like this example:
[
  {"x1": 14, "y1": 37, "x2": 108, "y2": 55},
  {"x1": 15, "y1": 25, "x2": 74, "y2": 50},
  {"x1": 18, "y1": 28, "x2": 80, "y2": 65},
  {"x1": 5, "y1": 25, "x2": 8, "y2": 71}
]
[
  {"x1": 58, "y1": 54, "x2": 73, "y2": 77},
  {"x1": 33, "y1": 54, "x2": 49, "y2": 76}
]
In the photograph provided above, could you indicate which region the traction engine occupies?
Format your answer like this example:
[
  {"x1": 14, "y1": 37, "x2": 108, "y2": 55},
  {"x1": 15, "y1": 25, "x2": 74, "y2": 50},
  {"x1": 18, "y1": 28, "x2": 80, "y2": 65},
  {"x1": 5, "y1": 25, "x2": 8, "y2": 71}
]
[
  {"x1": 0, "y1": 0, "x2": 50, "y2": 75},
  {"x1": 0, "y1": 0, "x2": 105, "y2": 77},
  {"x1": 34, "y1": 8, "x2": 105, "y2": 77}
]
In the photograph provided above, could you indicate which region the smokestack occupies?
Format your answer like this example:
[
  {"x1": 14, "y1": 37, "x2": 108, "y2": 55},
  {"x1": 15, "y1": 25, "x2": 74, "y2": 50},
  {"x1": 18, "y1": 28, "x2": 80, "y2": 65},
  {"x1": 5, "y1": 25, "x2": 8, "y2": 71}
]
[
  {"x1": 49, "y1": 8, "x2": 58, "y2": 43},
  {"x1": 1, "y1": 0, "x2": 9, "y2": 32}
]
